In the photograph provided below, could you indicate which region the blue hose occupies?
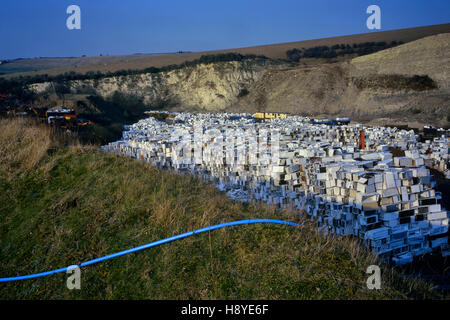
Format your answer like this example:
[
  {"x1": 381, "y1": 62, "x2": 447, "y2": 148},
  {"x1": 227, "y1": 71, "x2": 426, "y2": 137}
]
[{"x1": 0, "y1": 218, "x2": 299, "y2": 282}]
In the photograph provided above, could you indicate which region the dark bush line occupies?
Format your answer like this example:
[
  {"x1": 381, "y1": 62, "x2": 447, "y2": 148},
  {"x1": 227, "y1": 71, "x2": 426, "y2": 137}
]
[
  {"x1": 351, "y1": 74, "x2": 438, "y2": 91},
  {"x1": 286, "y1": 41, "x2": 404, "y2": 62}
]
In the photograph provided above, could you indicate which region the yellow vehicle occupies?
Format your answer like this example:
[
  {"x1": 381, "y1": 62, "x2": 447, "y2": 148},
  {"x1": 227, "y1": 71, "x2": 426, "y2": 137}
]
[{"x1": 252, "y1": 112, "x2": 288, "y2": 120}]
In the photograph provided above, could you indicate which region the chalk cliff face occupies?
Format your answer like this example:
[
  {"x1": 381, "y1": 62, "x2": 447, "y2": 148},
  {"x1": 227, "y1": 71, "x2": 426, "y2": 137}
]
[
  {"x1": 30, "y1": 61, "x2": 268, "y2": 111},
  {"x1": 29, "y1": 33, "x2": 450, "y2": 127}
]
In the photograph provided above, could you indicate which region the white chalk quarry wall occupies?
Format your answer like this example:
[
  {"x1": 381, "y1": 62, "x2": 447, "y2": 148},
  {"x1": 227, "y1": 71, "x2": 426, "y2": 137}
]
[{"x1": 28, "y1": 61, "x2": 265, "y2": 111}]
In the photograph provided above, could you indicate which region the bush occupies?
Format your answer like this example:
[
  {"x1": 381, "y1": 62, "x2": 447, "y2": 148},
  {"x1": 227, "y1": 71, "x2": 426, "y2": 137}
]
[
  {"x1": 352, "y1": 74, "x2": 437, "y2": 91},
  {"x1": 237, "y1": 88, "x2": 249, "y2": 98},
  {"x1": 53, "y1": 82, "x2": 71, "y2": 95},
  {"x1": 286, "y1": 49, "x2": 302, "y2": 62}
]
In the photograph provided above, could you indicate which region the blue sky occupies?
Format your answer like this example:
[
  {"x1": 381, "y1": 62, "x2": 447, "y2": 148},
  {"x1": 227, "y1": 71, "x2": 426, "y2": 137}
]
[{"x1": 0, "y1": 0, "x2": 449, "y2": 59}]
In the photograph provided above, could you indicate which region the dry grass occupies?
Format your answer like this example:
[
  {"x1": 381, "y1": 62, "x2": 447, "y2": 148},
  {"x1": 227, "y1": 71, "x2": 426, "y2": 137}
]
[
  {"x1": 0, "y1": 118, "x2": 51, "y2": 176},
  {"x1": 0, "y1": 118, "x2": 84, "y2": 178}
]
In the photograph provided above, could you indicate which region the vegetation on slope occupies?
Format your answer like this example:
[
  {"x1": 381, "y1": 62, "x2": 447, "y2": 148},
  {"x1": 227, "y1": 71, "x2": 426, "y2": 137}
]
[
  {"x1": 76, "y1": 92, "x2": 150, "y2": 145},
  {"x1": 351, "y1": 75, "x2": 438, "y2": 91},
  {"x1": 286, "y1": 41, "x2": 404, "y2": 62},
  {"x1": 0, "y1": 119, "x2": 443, "y2": 299}
]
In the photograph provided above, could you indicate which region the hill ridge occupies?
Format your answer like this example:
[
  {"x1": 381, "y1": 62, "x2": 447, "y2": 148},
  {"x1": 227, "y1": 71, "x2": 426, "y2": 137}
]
[{"x1": 2, "y1": 23, "x2": 449, "y2": 78}]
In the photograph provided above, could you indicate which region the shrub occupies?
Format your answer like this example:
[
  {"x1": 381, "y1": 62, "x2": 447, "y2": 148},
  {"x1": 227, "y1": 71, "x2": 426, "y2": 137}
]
[{"x1": 237, "y1": 88, "x2": 249, "y2": 98}]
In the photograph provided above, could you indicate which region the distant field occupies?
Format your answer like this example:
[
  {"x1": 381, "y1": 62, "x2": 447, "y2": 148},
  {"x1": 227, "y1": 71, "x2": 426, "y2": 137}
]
[
  {"x1": 2, "y1": 23, "x2": 449, "y2": 78},
  {"x1": 0, "y1": 54, "x2": 165, "y2": 76}
]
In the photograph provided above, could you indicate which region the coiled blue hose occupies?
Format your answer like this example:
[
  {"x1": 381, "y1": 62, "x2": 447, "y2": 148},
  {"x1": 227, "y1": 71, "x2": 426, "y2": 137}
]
[{"x1": 0, "y1": 219, "x2": 299, "y2": 282}]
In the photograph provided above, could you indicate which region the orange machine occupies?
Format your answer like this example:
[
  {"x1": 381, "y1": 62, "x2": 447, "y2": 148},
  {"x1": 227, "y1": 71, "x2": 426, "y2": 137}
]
[{"x1": 358, "y1": 130, "x2": 366, "y2": 150}]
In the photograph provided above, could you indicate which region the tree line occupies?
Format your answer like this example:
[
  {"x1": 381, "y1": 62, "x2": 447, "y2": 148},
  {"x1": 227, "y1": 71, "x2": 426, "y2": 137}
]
[{"x1": 286, "y1": 41, "x2": 404, "y2": 62}]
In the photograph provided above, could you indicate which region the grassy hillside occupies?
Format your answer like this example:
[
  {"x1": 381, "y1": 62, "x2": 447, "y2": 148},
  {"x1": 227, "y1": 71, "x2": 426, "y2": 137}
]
[
  {"x1": 0, "y1": 119, "x2": 444, "y2": 299},
  {"x1": 351, "y1": 33, "x2": 450, "y2": 89},
  {"x1": 2, "y1": 23, "x2": 449, "y2": 79}
]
